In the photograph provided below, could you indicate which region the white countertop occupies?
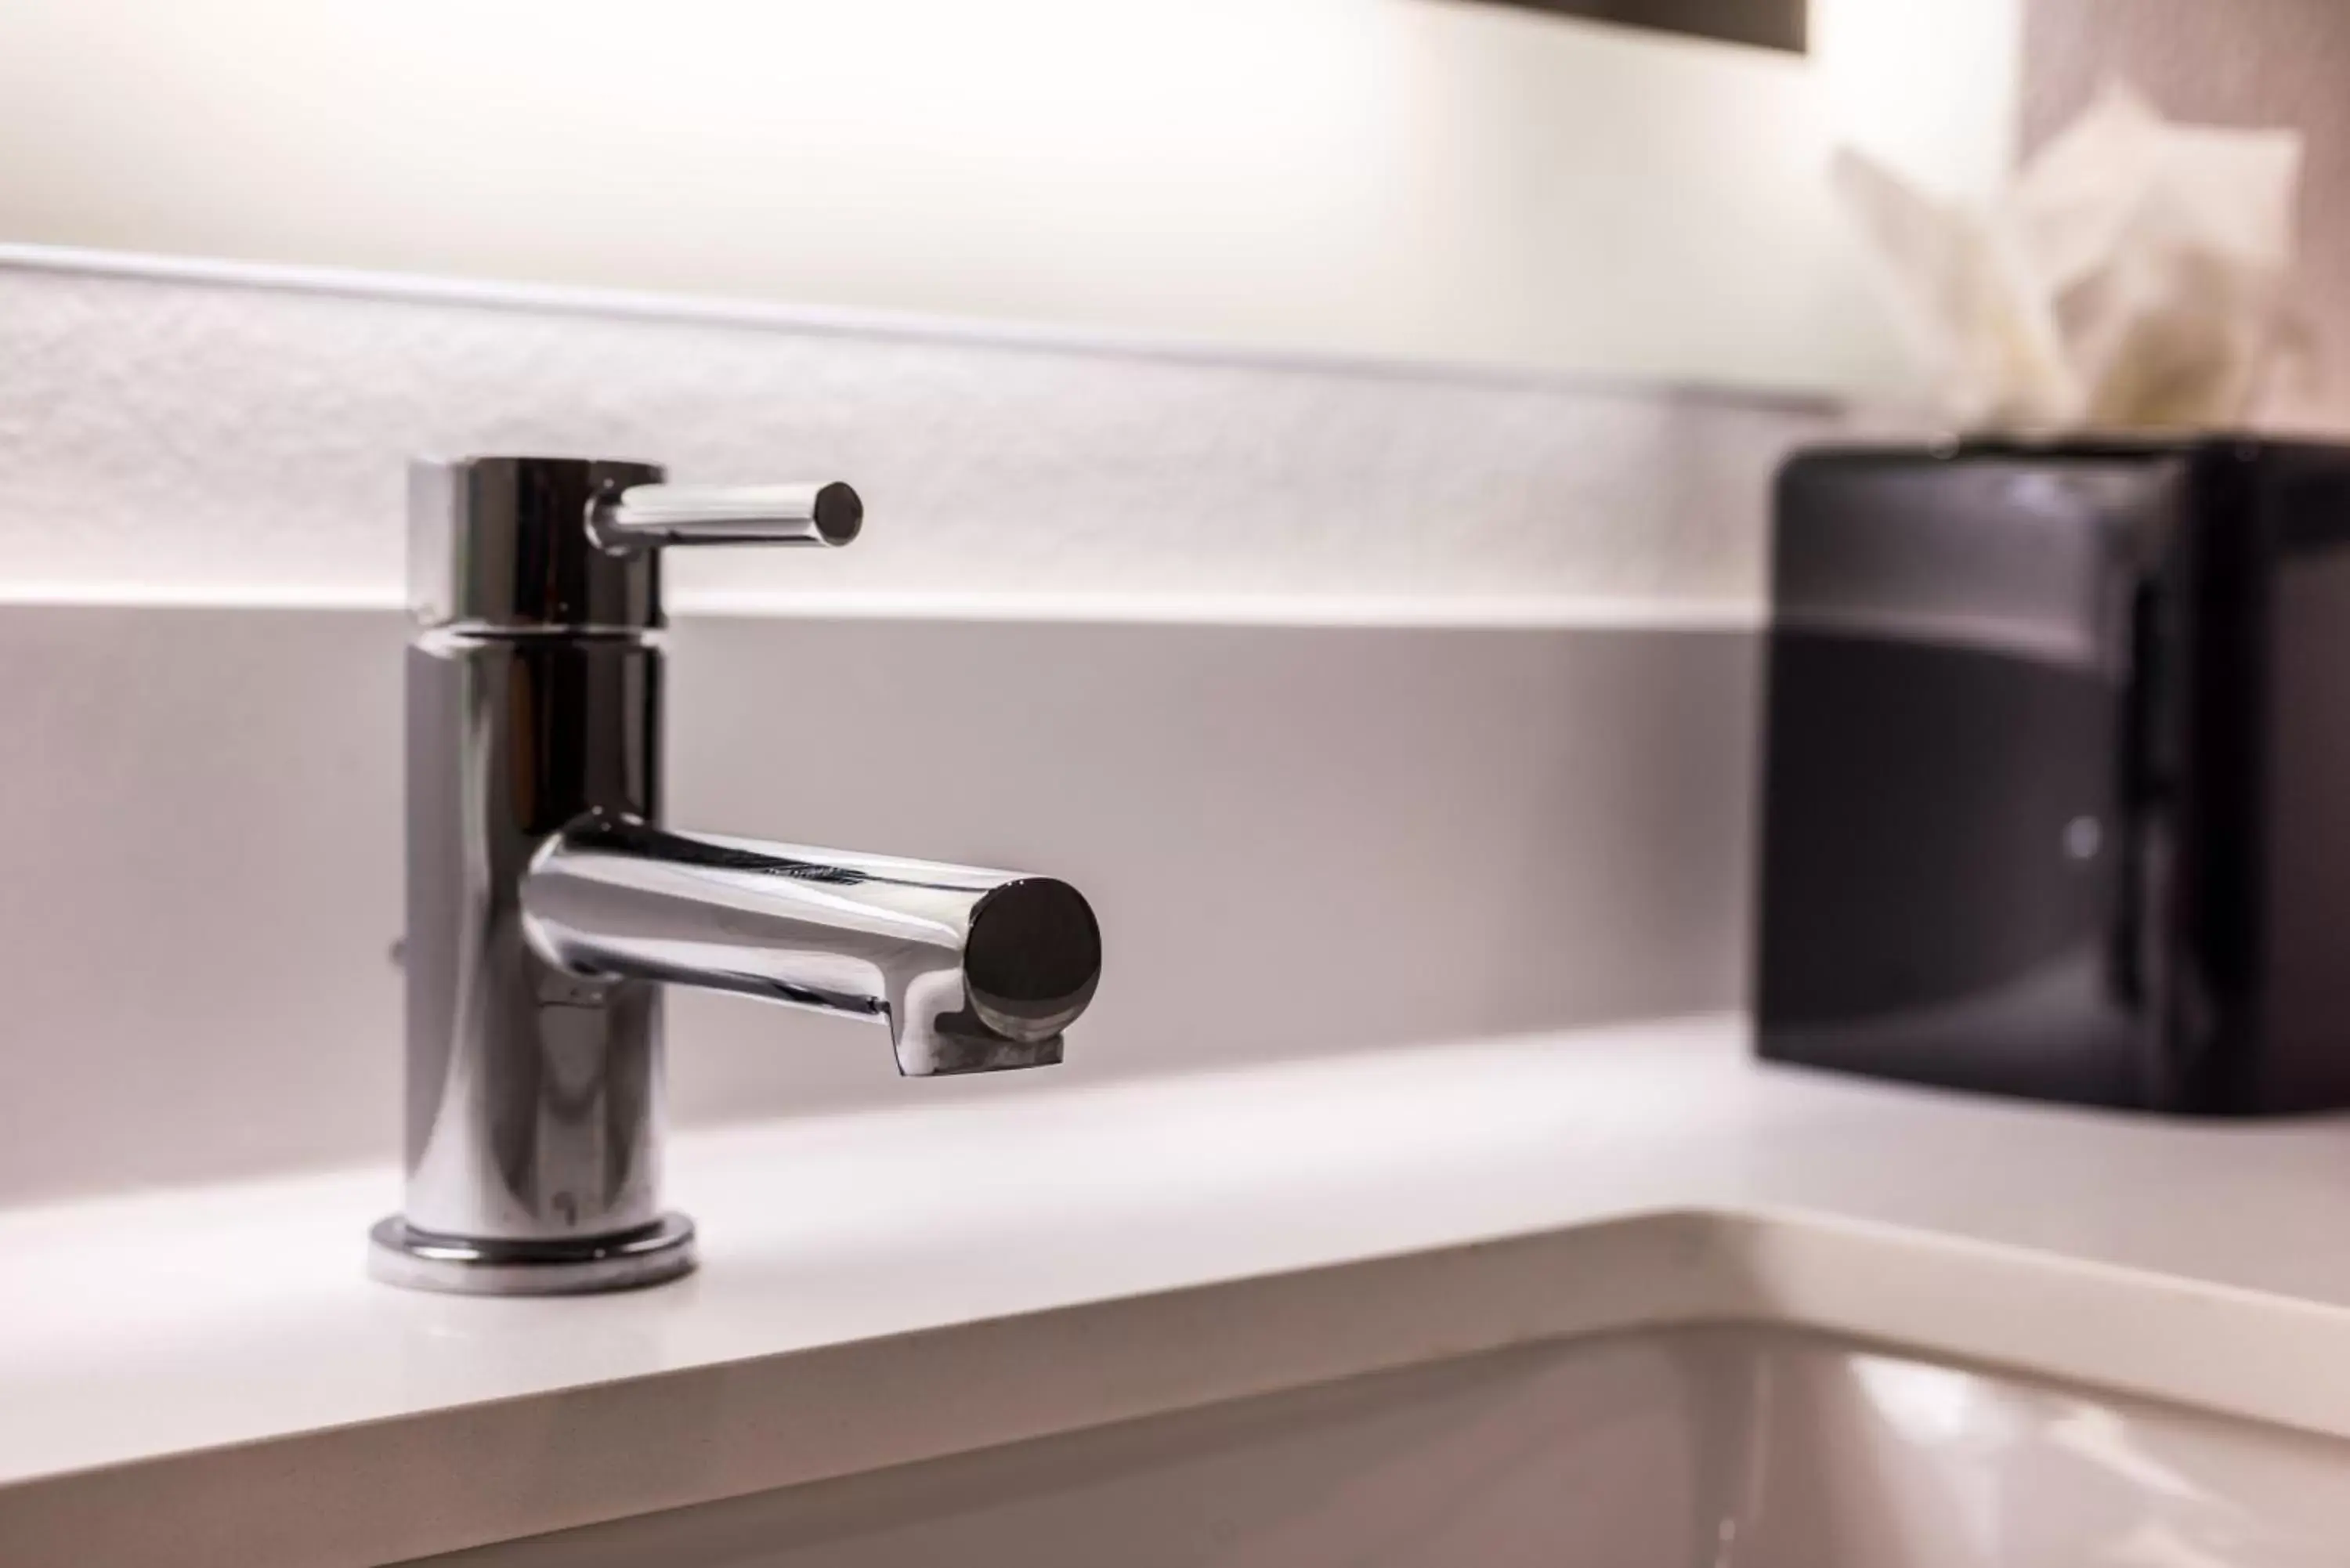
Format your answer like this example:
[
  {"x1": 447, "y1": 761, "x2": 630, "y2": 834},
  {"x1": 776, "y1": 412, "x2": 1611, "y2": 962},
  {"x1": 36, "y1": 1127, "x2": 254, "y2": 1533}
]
[{"x1": 10, "y1": 1015, "x2": 2350, "y2": 1566}]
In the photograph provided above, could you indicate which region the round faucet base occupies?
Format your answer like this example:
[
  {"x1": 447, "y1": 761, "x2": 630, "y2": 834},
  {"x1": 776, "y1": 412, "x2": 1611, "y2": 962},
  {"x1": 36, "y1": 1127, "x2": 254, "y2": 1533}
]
[{"x1": 367, "y1": 1213, "x2": 696, "y2": 1295}]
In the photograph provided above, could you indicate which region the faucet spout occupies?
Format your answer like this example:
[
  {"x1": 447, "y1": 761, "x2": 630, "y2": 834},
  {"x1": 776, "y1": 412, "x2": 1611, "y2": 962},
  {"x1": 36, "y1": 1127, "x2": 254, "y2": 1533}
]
[{"x1": 521, "y1": 815, "x2": 1101, "y2": 1075}]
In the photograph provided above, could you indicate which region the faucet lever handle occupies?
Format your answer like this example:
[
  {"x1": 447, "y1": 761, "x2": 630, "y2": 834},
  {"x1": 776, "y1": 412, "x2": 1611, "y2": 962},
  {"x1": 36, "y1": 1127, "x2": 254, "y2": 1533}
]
[{"x1": 591, "y1": 481, "x2": 863, "y2": 554}]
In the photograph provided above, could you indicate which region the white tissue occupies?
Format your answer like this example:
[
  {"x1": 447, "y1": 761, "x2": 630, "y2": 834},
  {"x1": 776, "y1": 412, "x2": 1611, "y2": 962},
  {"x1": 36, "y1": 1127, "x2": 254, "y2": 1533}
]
[{"x1": 1834, "y1": 84, "x2": 2307, "y2": 432}]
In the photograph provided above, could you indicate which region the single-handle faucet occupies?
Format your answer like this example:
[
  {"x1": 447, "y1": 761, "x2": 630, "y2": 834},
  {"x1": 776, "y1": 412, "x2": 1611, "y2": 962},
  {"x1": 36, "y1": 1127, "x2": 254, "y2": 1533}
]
[{"x1": 369, "y1": 457, "x2": 1101, "y2": 1294}]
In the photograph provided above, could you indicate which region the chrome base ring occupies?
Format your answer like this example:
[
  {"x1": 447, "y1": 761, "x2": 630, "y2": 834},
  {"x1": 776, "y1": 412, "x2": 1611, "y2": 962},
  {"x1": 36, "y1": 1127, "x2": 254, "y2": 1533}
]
[{"x1": 367, "y1": 1213, "x2": 697, "y2": 1295}]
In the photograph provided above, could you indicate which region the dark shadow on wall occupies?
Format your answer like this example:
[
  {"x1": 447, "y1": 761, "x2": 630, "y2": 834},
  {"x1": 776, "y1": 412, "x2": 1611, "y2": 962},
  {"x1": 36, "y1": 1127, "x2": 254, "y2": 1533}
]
[{"x1": 1459, "y1": 0, "x2": 1806, "y2": 54}]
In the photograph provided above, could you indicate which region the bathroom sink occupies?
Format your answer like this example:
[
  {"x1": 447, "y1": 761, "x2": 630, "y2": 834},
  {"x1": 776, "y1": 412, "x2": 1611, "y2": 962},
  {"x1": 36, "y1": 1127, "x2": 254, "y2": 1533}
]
[
  {"x1": 413, "y1": 1325, "x2": 2350, "y2": 1566},
  {"x1": 17, "y1": 1035, "x2": 2350, "y2": 1567}
]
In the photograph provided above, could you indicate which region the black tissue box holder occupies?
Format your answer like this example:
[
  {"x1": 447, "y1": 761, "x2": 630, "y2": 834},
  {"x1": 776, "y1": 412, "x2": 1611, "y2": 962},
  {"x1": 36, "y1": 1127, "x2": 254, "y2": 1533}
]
[{"x1": 1757, "y1": 437, "x2": 2350, "y2": 1113}]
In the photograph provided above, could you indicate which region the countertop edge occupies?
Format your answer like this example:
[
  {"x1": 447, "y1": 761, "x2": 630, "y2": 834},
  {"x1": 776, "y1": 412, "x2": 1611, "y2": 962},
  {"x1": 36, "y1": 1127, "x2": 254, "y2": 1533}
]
[{"x1": 9, "y1": 1203, "x2": 2350, "y2": 1568}]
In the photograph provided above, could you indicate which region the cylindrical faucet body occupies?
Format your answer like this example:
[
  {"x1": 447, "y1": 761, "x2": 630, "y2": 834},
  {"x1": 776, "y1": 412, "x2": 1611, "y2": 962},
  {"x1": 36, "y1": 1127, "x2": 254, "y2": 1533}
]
[{"x1": 402, "y1": 628, "x2": 667, "y2": 1244}]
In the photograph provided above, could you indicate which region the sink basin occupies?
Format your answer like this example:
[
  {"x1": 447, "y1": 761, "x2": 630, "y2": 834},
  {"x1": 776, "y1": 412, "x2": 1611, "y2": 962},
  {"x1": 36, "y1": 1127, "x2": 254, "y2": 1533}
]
[{"x1": 411, "y1": 1326, "x2": 2350, "y2": 1566}]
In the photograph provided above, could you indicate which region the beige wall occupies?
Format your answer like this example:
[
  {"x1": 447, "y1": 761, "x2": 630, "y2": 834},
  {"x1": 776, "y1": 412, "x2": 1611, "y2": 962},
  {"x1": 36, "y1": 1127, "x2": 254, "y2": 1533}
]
[
  {"x1": 0, "y1": 0, "x2": 2017, "y2": 396},
  {"x1": 2025, "y1": 0, "x2": 2350, "y2": 427}
]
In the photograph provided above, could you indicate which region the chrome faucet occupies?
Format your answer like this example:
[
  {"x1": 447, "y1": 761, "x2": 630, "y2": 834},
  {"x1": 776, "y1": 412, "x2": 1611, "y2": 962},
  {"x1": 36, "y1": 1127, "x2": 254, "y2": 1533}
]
[{"x1": 369, "y1": 457, "x2": 1101, "y2": 1294}]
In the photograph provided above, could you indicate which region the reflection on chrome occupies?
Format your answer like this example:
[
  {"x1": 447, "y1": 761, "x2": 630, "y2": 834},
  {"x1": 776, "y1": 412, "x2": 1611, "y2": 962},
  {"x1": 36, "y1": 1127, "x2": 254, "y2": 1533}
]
[{"x1": 369, "y1": 457, "x2": 1101, "y2": 1296}]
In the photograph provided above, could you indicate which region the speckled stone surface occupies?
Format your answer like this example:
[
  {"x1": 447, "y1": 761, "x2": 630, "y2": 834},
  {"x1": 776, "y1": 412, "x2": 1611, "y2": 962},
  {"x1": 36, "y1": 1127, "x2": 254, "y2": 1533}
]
[{"x1": 0, "y1": 255, "x2": 1831, "y2": 609}]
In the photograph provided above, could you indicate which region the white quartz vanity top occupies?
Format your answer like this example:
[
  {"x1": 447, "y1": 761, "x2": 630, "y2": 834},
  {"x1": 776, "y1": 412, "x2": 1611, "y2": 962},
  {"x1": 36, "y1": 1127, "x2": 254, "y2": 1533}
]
[{"x1": 9, "y1": 1015, "x2": 2350, "y2": 1566}]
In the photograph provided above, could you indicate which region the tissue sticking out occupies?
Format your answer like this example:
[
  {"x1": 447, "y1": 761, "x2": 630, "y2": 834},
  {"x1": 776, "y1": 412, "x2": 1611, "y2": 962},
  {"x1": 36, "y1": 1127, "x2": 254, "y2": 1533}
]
[{"x1": 1833, "y1": 84, "x2": 2309, "y2": 434}]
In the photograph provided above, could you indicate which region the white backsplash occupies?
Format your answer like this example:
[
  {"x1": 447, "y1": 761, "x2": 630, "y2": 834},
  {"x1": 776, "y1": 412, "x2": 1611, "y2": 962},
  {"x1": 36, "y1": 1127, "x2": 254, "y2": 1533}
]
[
  {"x1": 0, "y1": 249, "x2": 1828, "y2": 612},
  {"x1": 0, "y1": 253, "x2": 1824, "y2": 1204}
]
